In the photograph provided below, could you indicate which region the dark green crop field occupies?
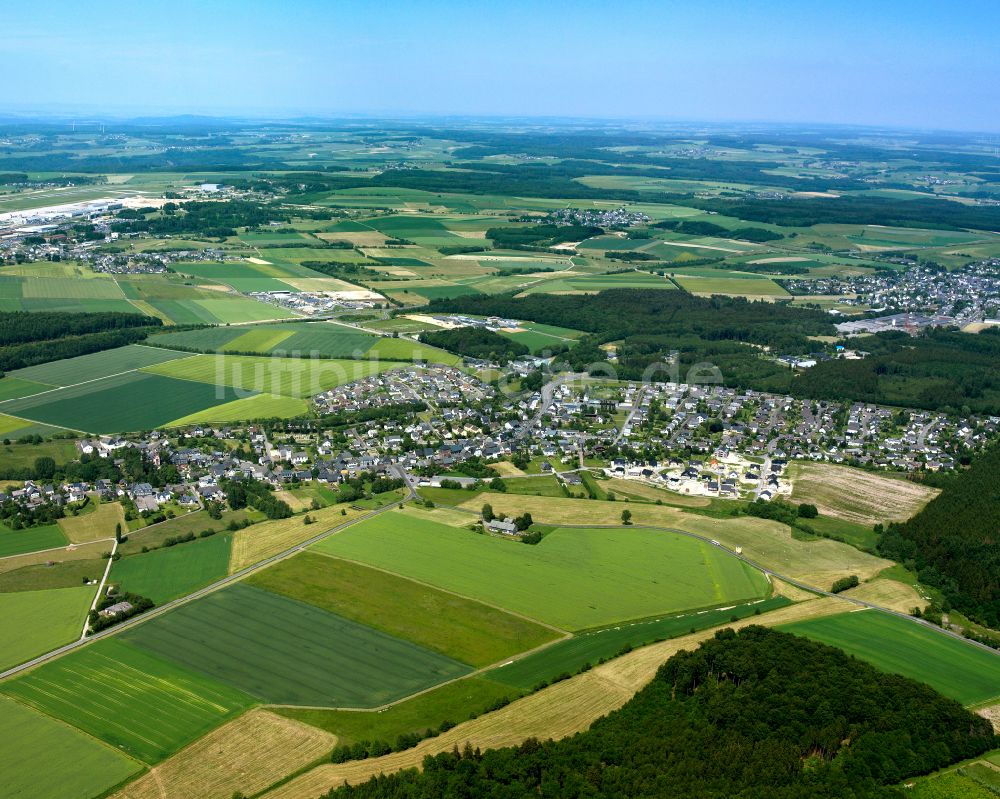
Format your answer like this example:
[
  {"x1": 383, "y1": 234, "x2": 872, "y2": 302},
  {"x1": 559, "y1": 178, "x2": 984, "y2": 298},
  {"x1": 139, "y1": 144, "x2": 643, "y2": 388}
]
[
  {"x1": 0, "y1": 371, "x2": 249, "y2": 433},
  {"x1": 121, "y1": 583, "x2": 472, "y2": 707},
  {"x1": 780, "y1": 610, "x2": 1000, "y2": 706},
  {"x1": 245, "y1": 552, "x2": 558, "y2": 666}
]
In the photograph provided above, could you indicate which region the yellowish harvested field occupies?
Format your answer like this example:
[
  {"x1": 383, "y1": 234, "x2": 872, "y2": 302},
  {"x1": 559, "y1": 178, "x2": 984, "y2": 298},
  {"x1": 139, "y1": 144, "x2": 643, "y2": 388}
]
[
  {"x1": 229, "y1": 506, "x2": 366, "y2": 572},
  {"x1": 265, "y1": 597, "x2": 845, "y2": 799},
  {"x1": 461, "y1": 492, "x2": 891, "y2": 588},
  {"x1": 602, "y1": 477, "x2": 710, "y2": 507},
  {"x1": 57, "y1": 501, "x2": 127, "y2": 544},
  {"x1": 112, "y1": 709, "x2": 337, "y2": 799},
  {"x1": 273, "y1": 490, "x2": 310, "y2": 512},
  {"x1": 976, "y1": 703, "x2": 1000, "y2": 733},
  {"x1": 491, "y1": 461, "x2": 527, "y2": 477},
  {"x1": 842, "y1": 578, "x2": 927, "y2": 614},
  {"x1": 788, "y1": 462, "x2": 938, "y2": 525},
  {"x1": 0, "y1": 540, "x2": 107, "y2": 575}
]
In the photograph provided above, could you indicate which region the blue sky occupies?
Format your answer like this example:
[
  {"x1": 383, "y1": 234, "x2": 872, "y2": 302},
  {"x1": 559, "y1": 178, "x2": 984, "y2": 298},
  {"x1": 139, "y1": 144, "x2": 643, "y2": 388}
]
[{"x1": 4, "y1": 0, "x2": 999, "y2": 131}]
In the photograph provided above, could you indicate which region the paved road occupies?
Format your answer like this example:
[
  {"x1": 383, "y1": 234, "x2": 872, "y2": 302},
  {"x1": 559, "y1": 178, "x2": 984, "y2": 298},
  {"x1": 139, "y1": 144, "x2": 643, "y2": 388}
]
[
  {"x1": 612, "y1": 386, "x2": 645, "y2": 445},
  {"x1": 0, "y1": 476, "x2": 417, "y2": 681}
]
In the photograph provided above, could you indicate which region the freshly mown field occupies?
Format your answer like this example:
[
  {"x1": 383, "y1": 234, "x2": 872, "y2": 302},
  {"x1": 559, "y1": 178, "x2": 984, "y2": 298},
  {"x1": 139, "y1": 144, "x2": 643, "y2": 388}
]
[
  {"x1": 246, "y1": 553, "x2": 558, "y2": 666},
  {"x1": 780, "y1": 610, "x2": 1000, "y2": 705},
  {"x1": 110, "y1": 708, "x2": 338, "y2": 799},
  {"x1": 57, "y1": 499, "x2": 126, "y2": 543},
  {"x1": 228, "y1": 504, "x2": 365, "y2": 572},
  {"x1": 489, "y1": 596, "x2": 793, "y2": 690},
  {"x1": 314, "y1": 513, "x2": 771, "y2": 630},
  {"x1": 0, "y1": 521, "x2": 67, "y2": 557},
  {"x1": 143, "y1": 353, "x2": 398, "y2": 398},
  {"x1": 2, "y1": 638, "x2": 256, "y2": 764},
  {"x1": 0, "y1": 585, "x2": 93, "y2": 670},
  {"x1": 122, "y1": 583, "x2": 471, "y2": 707},
  {"x1": 0, "y1": 695, "x2": 141, "y2": 799},
  {"x1": 0, "y1": 370, "x2": 249, "y2": 433},
  {"x1": 788, "y1": 461, "x2": 939, "y2": 525},
  {"x1": 110, "y1": 534, "x2": 232, "y2": 604},
  {"x1": 6, "y1": 344, "x2": 192, "y2": 387}
]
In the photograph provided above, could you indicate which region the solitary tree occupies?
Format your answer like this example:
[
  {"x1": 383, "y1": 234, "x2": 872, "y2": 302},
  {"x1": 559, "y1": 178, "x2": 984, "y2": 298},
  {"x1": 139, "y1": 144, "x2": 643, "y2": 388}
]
[
  {"x1": 621, "y1": 509, "x2": 632, "y2": 525},
  {"x1": 114, "y1": 523, "x2": 122, "y2": 544},
  {"x1": 481, "y1": 503, "x2": 494, "y2": 522}
]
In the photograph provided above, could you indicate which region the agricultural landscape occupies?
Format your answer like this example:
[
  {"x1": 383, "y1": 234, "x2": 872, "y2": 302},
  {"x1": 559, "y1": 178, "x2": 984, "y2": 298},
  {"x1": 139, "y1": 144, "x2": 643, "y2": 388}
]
[{"x1": 2, "y1": 110, "x2": 1000, "y2": 798}]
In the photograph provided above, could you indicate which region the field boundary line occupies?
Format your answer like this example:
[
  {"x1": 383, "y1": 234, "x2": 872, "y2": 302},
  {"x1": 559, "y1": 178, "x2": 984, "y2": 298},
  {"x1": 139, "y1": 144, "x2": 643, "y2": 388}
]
[{"x1": 0, "y1": 538, "x2": 113, "y2": 562}]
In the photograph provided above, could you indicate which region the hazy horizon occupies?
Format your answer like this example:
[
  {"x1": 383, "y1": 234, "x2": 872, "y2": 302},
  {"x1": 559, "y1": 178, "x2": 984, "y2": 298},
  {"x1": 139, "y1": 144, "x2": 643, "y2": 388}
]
[{"x1": 4, "y1": 0, "x2": 1000, "y2": 133}]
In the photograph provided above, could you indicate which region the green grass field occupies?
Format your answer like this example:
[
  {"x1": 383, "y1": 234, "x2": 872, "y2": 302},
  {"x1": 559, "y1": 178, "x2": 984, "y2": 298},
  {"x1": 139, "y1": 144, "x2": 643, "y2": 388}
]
[
  {"x1": 275, "y1": 676, "x2": 517, "y2": 747},
  {"x1": 672, "y1": 274, "x2": 789, "y2": 297},
  {"x1": 314, "y1": 513, "x2": 771, "y2": 630},
  {"x1": 367, "y1": 336, "x2": 462, "y2": 363},
  {"x1": 109, "y1": 533, "x2": 232, "y2": 604},
  {"x1": 0, "y1": 376, "x2": 53, "y2": 401},
  {"x1": 0, "y1": 586, "x2": 93, "y2": 670},
  {"x1": 0, "y1": 557, "x2": 105, "y2": 592},
  {"x1": 0, "y1": 695, "x2": 141, "y2": 799},
  {"x1": 0, "y1": 439, "x2": 77, "y2": 469},
  {"x1": 0, "y1": 370, "x2": 249, "y2": 432},
  {"x1": 780, "y1": 610, "x2": 1000, "y2": 705},
  {"x1": 489, "y1": 596, "x2": 793, "y2": 690},
  {"x1": 166, "y1": 392, "x2": 308, "y2": 425},
  {"x1": 0, "y1": 521, "x2": 67, "y2": 558},
  {"x1": 2, "y1": 638, "x2": 255, "y2": 764},
  {"x1": 122, "y1": 583, "x2": 471, "y2": 707},
  {"x1": 245, "y1": 552, "x2": 558, "y2": 666},
  {"x1": 146, "y1": 297, "x2": 296, "y2": 324},
  {"x1": 504, "y1": 475, "x2": 567, "y2": 497},
  {"x1": 142, "y1": 353, "x2": 398, "y2": 397},
  {"x1": 6, "y1": 344, "x2": 191, "y2": 386}
]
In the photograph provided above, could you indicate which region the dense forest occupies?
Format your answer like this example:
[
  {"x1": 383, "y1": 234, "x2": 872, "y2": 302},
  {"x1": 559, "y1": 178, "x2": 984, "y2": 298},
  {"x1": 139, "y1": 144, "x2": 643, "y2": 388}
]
[
  {"x1": 879, "y1": 445, "x2": 1000, "y2": 627},
  {"x1": 0, "y1": 310, "x2": 155, "y2": 345},
  {"x1": 690, "y1": 194, "x2": 1000, "y2": 231},
  {"x1": 794, "y1": 328, "x2": 1000, "y2": 415},
  {"x1": 654, "y1": 218, "x2": 784, "y2": 243},
  {"x1": 486, "y1": 223, "x2": 603, "y2": 249},
  {"x1": 0, "y1": 311, "x2": 162, "y2": 373},
  {"x1": 325, "y1": 627, "x2": 995, "y2": 799},
  {"x1": 112, "y1": 200, "x2": 284, "y2": 238},
  {"x1": 419, "y1": 327, "x2": 528, "y2": 363}
]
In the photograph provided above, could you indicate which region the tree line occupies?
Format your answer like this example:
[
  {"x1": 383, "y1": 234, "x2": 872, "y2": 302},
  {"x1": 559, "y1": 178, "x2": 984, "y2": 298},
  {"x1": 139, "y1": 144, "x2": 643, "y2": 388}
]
[{"x1": 879, "y1": 444, "x2": 1000, "y2": 627}]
